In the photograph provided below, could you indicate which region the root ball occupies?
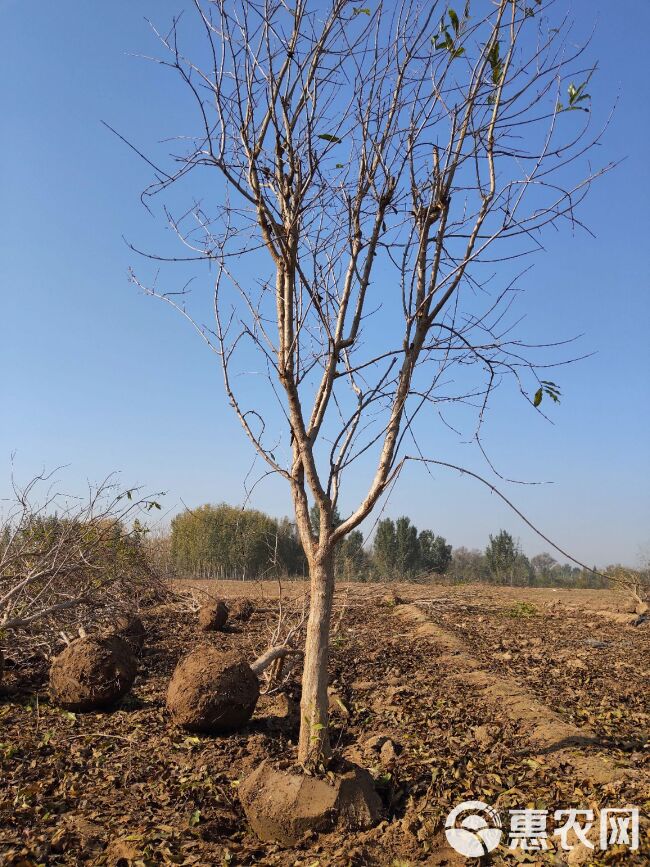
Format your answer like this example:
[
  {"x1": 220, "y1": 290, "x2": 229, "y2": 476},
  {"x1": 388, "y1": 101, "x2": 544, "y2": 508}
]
[
  {"x1": 231, "y1": 598, "x2": 255, "y2": 622},
  {"x1": 50, "y1": 636, "x2": 137, "y2": 712},
  {"x1": 166, "y1": 646, "x2": 259, "y2": 733},
  {"x1": 113, "y1": 614, "x2": 146, "y2": 653},
  {"x1": 198, "y1": 600, "x2": 229, "y2": 632}
]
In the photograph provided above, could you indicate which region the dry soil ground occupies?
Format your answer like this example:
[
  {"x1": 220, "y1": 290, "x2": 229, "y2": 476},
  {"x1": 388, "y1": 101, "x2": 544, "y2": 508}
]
[{"x1": 0, "y1": 581, "x2": 648, "y2": 866}]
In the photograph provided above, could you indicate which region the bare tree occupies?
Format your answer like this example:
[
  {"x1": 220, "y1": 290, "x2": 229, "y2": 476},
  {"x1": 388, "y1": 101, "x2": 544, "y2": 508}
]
[
  {"x1": 127, "y1": 0, "x2": 611, "y2": 767},
  {"x1": 605, "y1": 565, "x2": 649, "y2": 614},
  {"x1": 0, "y1": 469, "x2": 164, "y2": 657}
]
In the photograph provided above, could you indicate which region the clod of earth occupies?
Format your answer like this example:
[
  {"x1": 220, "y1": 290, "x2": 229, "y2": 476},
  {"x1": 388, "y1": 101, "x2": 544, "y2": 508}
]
[
  {"x1": 111, "y1": 614, "x2": 146, "y2": 653},
  {"x1": 231, "y1": 598, "x2": 254, "y2": 622},
  {"x1": 238, "y1": 761, "x2": 383, "y2": 846},
  {"x1": 364, "y1": 733, "x2": 401, "y2": 766},
  {"x1": 364, "y1": 734, "x2": 391, "y2": 751},
  {"x1": 379, "y1": 739, "x2": 398, "y2": 766},
  {"x1": 198, "y1": 600, "x2": 229, "y2": 631},
  {"x1": 49, "y1": 636, "x2": 137, "y2": 712},
  {"x1": 382, "y1": 591, "x2": 403, "y2": 607},
  {"x1": 166, "y1": 646, "x2": 259, "y2": 733}
]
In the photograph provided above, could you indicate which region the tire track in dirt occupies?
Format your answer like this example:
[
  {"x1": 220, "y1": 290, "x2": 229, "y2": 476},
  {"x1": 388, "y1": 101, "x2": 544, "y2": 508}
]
[{"x1": 393, "y1": 603, "x2": 628, "y2": 786}]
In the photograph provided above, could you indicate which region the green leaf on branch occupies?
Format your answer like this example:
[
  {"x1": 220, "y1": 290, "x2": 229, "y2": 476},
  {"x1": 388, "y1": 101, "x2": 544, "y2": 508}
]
[
  {"x1": 487, "y1": 40, "x2": 503, "y2": 85},
  {"x1": 433, "y1": 29, "x2": 455, "y2": 53},
  {"x1": 533, "y1": 380, "x2": 562, "y2": 408},
  {"x1": 352, "y1": 6, "x2": 371, "y2": 15},
  {"x1": 558, "y1": 80, "x2": 591, "y2": 113},
  {"x1": 432, "y1": 10, "x2": 466, "y2": 58}
]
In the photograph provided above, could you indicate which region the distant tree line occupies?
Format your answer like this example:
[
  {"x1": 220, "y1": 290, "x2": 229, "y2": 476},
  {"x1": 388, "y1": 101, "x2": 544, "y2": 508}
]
[
  {"x1": 308, "y1": 506, "x2": 451, "y2": 582},
  {"x1": 161, "y1": 502, "x2": 453, "y2": 582},
  {"x1": 154, "y1": 504, "x2": 610, "y2": 588},
  {"x1": 371, "y1": 516, "x2": 452, "y2": 579},
  {"x1": 170, "y1": 504, "x2": 305, "y2": 579},
  {"x1": 449, "y1": 530, "x2": 608, "y2": 589}
]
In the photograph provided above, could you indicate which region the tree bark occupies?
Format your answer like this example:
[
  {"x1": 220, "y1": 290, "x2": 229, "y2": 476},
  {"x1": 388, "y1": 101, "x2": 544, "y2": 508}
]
[{"x1": 297, "y1": 550, "x2": 334, "y2": 768}]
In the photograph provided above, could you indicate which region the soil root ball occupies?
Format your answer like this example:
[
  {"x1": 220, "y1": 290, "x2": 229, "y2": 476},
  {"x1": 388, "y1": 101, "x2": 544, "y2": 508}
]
[
  {"x1": 198, "y1": 600, "x2": 229, "y2": 631},
  {"x1": 112, "y1": 614, "x2": 146, "y2": 653},
  {"x1": 231, "y1": 598, "x2": 255, "y2": 622},
  {"x1": 239, "y1": 761, "x2": 382, "y2": 846},
  {"x1": 50, "y1": 636, "x2": 137, "y2": 712},
  {"x1": 166, "y1": 646, "x2": 259, "y2": 733}
]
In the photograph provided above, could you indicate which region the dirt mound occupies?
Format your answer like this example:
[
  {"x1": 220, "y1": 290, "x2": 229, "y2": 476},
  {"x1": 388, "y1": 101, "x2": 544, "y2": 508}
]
[
  {"x1": 112, "y1": 614, "x2": 146, "y2": 653},
  {"x1": 50, "y1": 636, "x2": 137, "y2": 712},
  {"x1": 239, "y1": 761, "x2": 382, "y2": 845},
  {"x1": 231, "y1": 598, "x2": 254, "y2": 622},
  {"x1": 198, "y1": 600, "x2": 229, "y2": 631},
  {"x1": 166, "y1": 646, "x2": 259, "y2": 732},
  {"x1": 382, "y1": 591, "x2": 403, "y2": 606}
]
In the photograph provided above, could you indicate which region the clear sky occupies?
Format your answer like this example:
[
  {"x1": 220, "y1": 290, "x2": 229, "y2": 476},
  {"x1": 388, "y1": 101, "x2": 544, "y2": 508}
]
[{"x1": 1, "y1": 1, "x2": 648, "y2": 567}]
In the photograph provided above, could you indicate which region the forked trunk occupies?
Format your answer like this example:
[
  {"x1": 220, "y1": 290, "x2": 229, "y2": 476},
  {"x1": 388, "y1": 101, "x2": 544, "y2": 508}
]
[{"x1": 298, "y1": 550, "x2": 335, "y2": 768}]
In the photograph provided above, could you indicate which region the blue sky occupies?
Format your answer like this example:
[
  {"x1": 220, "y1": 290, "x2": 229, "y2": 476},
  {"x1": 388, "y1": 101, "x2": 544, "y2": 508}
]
[{"x1": 1, "y1": 1, "x2": 648, "y2": 566}]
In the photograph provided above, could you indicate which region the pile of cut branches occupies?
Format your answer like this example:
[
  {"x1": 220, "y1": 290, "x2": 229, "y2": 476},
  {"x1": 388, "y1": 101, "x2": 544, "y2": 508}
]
[{"x1": 0, "y1": 470, "x2": 166, "y2": 660}]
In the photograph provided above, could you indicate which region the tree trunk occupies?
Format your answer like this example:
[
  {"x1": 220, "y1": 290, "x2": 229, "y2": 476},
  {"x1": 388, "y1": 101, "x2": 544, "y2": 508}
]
[{"x1": 298, "y1": 550, "x2": 334, "y2": 768}]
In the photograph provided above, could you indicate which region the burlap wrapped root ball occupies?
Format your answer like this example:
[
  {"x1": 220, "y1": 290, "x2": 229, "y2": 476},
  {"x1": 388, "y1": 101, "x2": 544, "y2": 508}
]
[
  {"x1": 166, "y1": 646, "x2": 259, "y2": 733},
  {"x1": 198, "y1": 600, "x2": 229, "y2": 632},
  {"x1": 50, "y1": 636, "x2": 137, "y2": 712}
]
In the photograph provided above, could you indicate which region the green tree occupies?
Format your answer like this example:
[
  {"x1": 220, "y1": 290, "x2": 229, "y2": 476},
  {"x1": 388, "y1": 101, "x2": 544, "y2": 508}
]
[
  {"x1": 337, "y1": 530, "x2": 370, "y2": 581},
  {"x1": 514, "y1": 552, "x2": 534, "y2": 587},
  {"x1": 418, "y1": 530, "x2": 452, "y2": 575},
  {"x1": 309, "y1": 503, "x2": 342, "y2": 537},
  {"x1": 373, "y1": 518, "x2": 397, "y2": 580},
  {"x1": 394, "y1": 516, "x2": 420, "y2": 577},
  {"x1": 485, "y1": 530, "x2": 518, "y2": 585},
  {"x1": 171, "y1": 504, "x2": 304, "y2": 578}
]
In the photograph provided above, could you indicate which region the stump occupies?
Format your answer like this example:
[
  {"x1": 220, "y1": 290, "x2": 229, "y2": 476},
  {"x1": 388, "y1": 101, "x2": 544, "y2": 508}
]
[
  {"x1": 50, "y1": 636, "x2": 137, "y2": 712},
  {"x1": 112, "y1": 614, "x2": 146, "y2": 653},
  {"x1": 166, "y1": 646, "x2": 259, "y2": 733},
  {"x1": 239, "y1": 761, "x2": 382, "y2": 846},
  {"x1": 198, "y1": 600, "x2": 229, "y2": 631}
]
